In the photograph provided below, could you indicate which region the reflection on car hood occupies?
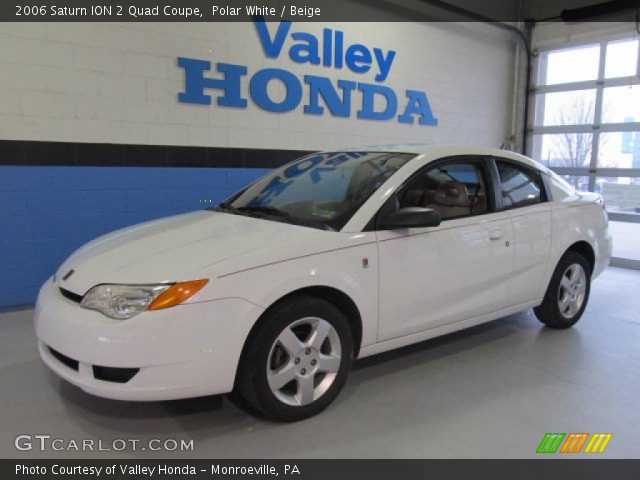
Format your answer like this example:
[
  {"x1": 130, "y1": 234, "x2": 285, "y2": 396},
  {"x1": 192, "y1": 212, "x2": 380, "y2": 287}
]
[{"x1": 55, "y1": 210, "x2": 318, "y2": 295}]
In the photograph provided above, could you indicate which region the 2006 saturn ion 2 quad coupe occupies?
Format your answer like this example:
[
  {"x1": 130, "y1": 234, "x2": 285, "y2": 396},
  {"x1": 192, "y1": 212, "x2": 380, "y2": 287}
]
[{"x1": 36, "y1": 145, "x2": 611, "y2": 421}]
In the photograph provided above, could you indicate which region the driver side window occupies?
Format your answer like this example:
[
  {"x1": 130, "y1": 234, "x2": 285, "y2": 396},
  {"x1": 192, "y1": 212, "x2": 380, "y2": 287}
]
[{"x1": 399, "y1": 161, "x2": 488, "y2": 221}]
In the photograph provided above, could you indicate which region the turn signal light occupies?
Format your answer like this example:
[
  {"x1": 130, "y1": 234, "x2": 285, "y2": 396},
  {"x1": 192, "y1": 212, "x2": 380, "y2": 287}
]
[{"x1": 147, "y1": 279, "x2": 209, "y2": 311}]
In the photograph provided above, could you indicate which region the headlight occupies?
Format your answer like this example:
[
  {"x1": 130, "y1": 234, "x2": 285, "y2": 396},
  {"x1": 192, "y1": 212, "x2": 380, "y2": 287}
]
[
  {"x1": 81, "y1": 284, "x2": 170, "y2": 319},
  {"x1": 80, "y1": 279, "x2": 209, "y2": 319}
]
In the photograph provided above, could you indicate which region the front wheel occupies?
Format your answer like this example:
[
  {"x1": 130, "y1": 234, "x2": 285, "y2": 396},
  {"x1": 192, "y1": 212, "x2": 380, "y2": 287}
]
[
  {"x1": 235, "y1": 296, "x2": 353, "y2": 421},
  {"x1": 534, "y1": 251, "x2": 591, "y2": 329}
]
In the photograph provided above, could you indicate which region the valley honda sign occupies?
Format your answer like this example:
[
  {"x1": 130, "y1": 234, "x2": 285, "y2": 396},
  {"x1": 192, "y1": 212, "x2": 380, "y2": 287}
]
[{"x1": 177, "y1": 19, "x2": 438, "y2": 126}]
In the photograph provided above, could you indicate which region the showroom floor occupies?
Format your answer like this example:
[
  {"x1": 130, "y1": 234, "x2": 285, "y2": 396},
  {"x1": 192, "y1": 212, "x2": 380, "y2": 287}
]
[{"x1": 1, "y1": 267, "x2": 638, "y2": 459}]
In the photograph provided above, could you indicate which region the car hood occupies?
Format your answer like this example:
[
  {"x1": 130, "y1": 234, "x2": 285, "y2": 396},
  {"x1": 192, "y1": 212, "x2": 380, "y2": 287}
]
[{"x1": 55, "y1": 210, "x2": 320, "y2": 295}]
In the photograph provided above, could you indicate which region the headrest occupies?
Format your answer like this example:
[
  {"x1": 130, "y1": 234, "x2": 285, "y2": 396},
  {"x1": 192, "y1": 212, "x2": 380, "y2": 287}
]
[{"x1": 431, "y1": 181, "x2": 469, "y2": 206}]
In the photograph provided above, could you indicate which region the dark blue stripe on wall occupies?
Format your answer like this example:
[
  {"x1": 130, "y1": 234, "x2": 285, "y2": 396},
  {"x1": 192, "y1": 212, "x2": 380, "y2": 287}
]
[
  {"x1": 0, "y1": 140, "x2": 312, "y2": 169},
  {"x1": 0, "y1": 165, "x2": 271, "y2": 308}
]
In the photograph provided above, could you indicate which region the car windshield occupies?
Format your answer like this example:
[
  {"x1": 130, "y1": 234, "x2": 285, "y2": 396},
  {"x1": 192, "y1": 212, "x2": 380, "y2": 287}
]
[{"x1": 216, "y1": 151, "x2": 415, "y2": 230}]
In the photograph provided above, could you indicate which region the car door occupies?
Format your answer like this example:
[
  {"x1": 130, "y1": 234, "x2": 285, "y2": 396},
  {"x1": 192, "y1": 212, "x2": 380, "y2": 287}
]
[
  {"x1": 375, "y1": 157, "x2": 515, "y2": 341},
  {"x1": 493, "y1": 158, "x2": 552, "y2": 305}
]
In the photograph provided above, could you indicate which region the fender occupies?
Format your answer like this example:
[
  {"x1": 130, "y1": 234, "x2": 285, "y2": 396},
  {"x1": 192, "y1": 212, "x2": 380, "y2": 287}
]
[
  {"x1": 208, "y1": 240, "x2": 379, "y2": 349},
  {"x1": 541, "y1": 203, "x2": 604, "y2": 299}
]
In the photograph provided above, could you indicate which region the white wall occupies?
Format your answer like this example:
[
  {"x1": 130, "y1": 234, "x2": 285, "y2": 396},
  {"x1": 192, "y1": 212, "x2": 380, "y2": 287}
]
[{"x1": 0, "y1": 21, "x2": 517, "y2": 151}]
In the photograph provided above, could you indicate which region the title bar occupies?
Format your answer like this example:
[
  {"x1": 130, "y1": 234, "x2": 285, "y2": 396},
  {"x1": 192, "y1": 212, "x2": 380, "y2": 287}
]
[{"x1": 1, "y1": 0, "x2": 637, "y2": 22}]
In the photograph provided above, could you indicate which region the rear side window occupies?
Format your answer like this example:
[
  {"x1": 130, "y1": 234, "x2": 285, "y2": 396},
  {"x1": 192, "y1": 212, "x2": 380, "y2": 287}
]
[{"x1": 496, "y1": 160, "x2": 543, "y2": 209}]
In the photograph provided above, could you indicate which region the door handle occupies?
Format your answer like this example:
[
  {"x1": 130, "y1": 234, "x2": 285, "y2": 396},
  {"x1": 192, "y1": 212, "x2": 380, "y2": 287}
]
[{"x1": 489, "y1": 228, "x2": 504, "y2": 240}]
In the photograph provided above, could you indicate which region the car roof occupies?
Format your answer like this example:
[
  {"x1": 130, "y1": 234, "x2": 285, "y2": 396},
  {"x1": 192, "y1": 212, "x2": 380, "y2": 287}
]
[{"x1": 332, "y1": 143, "x2": 548, "y2": 173}]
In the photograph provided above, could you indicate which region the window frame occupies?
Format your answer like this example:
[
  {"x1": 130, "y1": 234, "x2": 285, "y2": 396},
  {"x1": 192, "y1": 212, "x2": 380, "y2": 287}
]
[
  {"x1": 366, "y1": 155, "x2": 499, "y2": 231},
  {"x1": 528, "y1": 35, "x2": 640, "y2": 219}
]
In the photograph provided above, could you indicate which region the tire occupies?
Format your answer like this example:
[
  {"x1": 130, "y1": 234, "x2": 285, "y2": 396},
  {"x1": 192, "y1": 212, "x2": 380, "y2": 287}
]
[
  {"x1": 534, "y1": 251, "x2": 591, "y2": 329},
  {"x1": 235, "y1": 295, "x2": 354, "y2": 422}
]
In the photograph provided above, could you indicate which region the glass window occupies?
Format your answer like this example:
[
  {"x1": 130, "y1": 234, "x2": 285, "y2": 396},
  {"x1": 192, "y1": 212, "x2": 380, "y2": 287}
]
[
  {"x1": 605, "y1": 39, "x2": 639, "y2": 79},
  {"x1": 561, "y1": 175, "x2": 590, "y2": 191},
  {"x1": 532, "y1": 37, "x2": 640, "y2": 267},
  {"x1": 223, "y1": 151, "x2": 414, "y2": 231},
  {"x1": 400, "y1": 162, "x2": 488, "y2": 220},
  {"x1": 609, "y1": 221, "x2": 640, "y2": 261},
  {"x1": 496, "y1": 161, "x2": 542, "y2": 208},
  {"x1": 534, "y1": 90, "x2": 597, "y2": 126},
  {"x1": 599, "y1": 176, "x2": 640, "y2": 262},
  {"x1": 597, "y1": 132, "x2": 640, "y2": 168},
  {"x1": 539, "y1": 44, "x2": 600, "y2": 85},
  {"x1": 532, "y1": 133, "x2": 594, "y2": 168},
  {"x1": 597, "y1": 176, "x2": 640, "y2": 213},
  {"x1": 602, "y1": 85, "x2": 640, "y2": 124}
]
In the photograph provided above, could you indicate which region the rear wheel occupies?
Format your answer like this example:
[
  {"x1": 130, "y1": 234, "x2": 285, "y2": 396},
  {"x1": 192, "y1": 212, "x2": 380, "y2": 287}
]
[
  {"x1": 534, "y1": 251, "x2": 591, "y2": 329},
  {"x1": 235, "y1": 296, "x2": 353, "y2": 421}
]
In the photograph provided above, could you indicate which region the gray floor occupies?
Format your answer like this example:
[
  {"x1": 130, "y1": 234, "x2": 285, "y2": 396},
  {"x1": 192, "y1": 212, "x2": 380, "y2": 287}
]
[{"x1": 1, "y1": 267, "x2": 639, "y2": 459}]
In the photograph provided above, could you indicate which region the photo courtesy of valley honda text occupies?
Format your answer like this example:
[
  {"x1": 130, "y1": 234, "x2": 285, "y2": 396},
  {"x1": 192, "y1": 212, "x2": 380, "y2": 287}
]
[{"x1": 0, "y1": 0, "x2": 639, "y2": 478}]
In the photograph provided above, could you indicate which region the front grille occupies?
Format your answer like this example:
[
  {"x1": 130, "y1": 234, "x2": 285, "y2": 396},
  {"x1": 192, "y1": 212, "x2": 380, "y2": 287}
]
[
  {"x1": 92, "y1": 365, "x2": 139, "y2": 383},
  {"x1": 59, "y1": 288, "x2": 82, "y2": 303},
  {"x1": 48, "y1": 347, "x2": 79, "y2": 371}
]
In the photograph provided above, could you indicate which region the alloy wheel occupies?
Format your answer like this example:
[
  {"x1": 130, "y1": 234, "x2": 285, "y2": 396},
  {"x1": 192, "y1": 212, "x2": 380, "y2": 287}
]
[
  {"x1": 266, "y1": 317, "x2": 342, "y2": 407},
  {"x1": 557, "y1": 263, "x2": 587, "y2": 319}
]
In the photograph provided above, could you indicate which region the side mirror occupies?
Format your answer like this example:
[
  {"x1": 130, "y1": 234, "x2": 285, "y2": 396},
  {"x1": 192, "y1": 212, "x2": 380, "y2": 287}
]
[{"x1": 380, "y1": 207, "x2": 441, "y2": 230}]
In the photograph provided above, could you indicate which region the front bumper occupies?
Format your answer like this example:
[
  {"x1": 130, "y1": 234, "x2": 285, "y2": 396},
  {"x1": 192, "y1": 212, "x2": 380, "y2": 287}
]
[{"x1": 34, "y1": 279, "x2": 263, "y2": 401}]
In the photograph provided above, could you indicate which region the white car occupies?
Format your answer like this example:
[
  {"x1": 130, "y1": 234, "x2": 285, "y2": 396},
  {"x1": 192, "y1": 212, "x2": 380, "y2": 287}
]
[{"x1": 35, "y1": 145, "x2": 611, "y2": 421}]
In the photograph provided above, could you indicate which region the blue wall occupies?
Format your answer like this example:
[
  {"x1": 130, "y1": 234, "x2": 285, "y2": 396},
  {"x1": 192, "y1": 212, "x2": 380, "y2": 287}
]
[{"x1": 0, "y1": 166, "x2": 270, "y2": 308}]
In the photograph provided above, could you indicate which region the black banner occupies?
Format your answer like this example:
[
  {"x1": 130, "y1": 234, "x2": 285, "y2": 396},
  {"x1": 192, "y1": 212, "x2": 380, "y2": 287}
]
[
  {"x1": 1, "y1": 0, "x2": 638, "y2": 22},
  {"x1": 4, "y1": 460, "x2": 640, "y2": 480}
]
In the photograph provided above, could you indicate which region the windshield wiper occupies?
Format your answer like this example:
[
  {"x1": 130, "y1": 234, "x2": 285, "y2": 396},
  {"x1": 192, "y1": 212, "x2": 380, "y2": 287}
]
[
  {"x1": 211, "y1": 204, "x2": 335, "y2": 231},
  {"x1": 237, "y1": 205, "x2": 294, "y2": 220},
  {"x1": 210, "y1": 202, "x2": 239, "y2": 213},
  {"x1": 209, "y1": 203, "x2": 284, "y2": 217},
  {"x1": 241, "y1": 206, "x2": 336, "y2": 231}
]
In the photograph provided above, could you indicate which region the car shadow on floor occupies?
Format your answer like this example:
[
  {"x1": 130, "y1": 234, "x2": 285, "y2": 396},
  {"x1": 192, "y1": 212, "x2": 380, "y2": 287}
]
[
  {"x1": 52, "y1": 309, "x2": 538, "y2": 437},
  {"x1": 355, "y1": 312, "x2": 531, "y2": 371},
  {"x1": 330, "y1": 310, "x2": 538, "y2": 404}
]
